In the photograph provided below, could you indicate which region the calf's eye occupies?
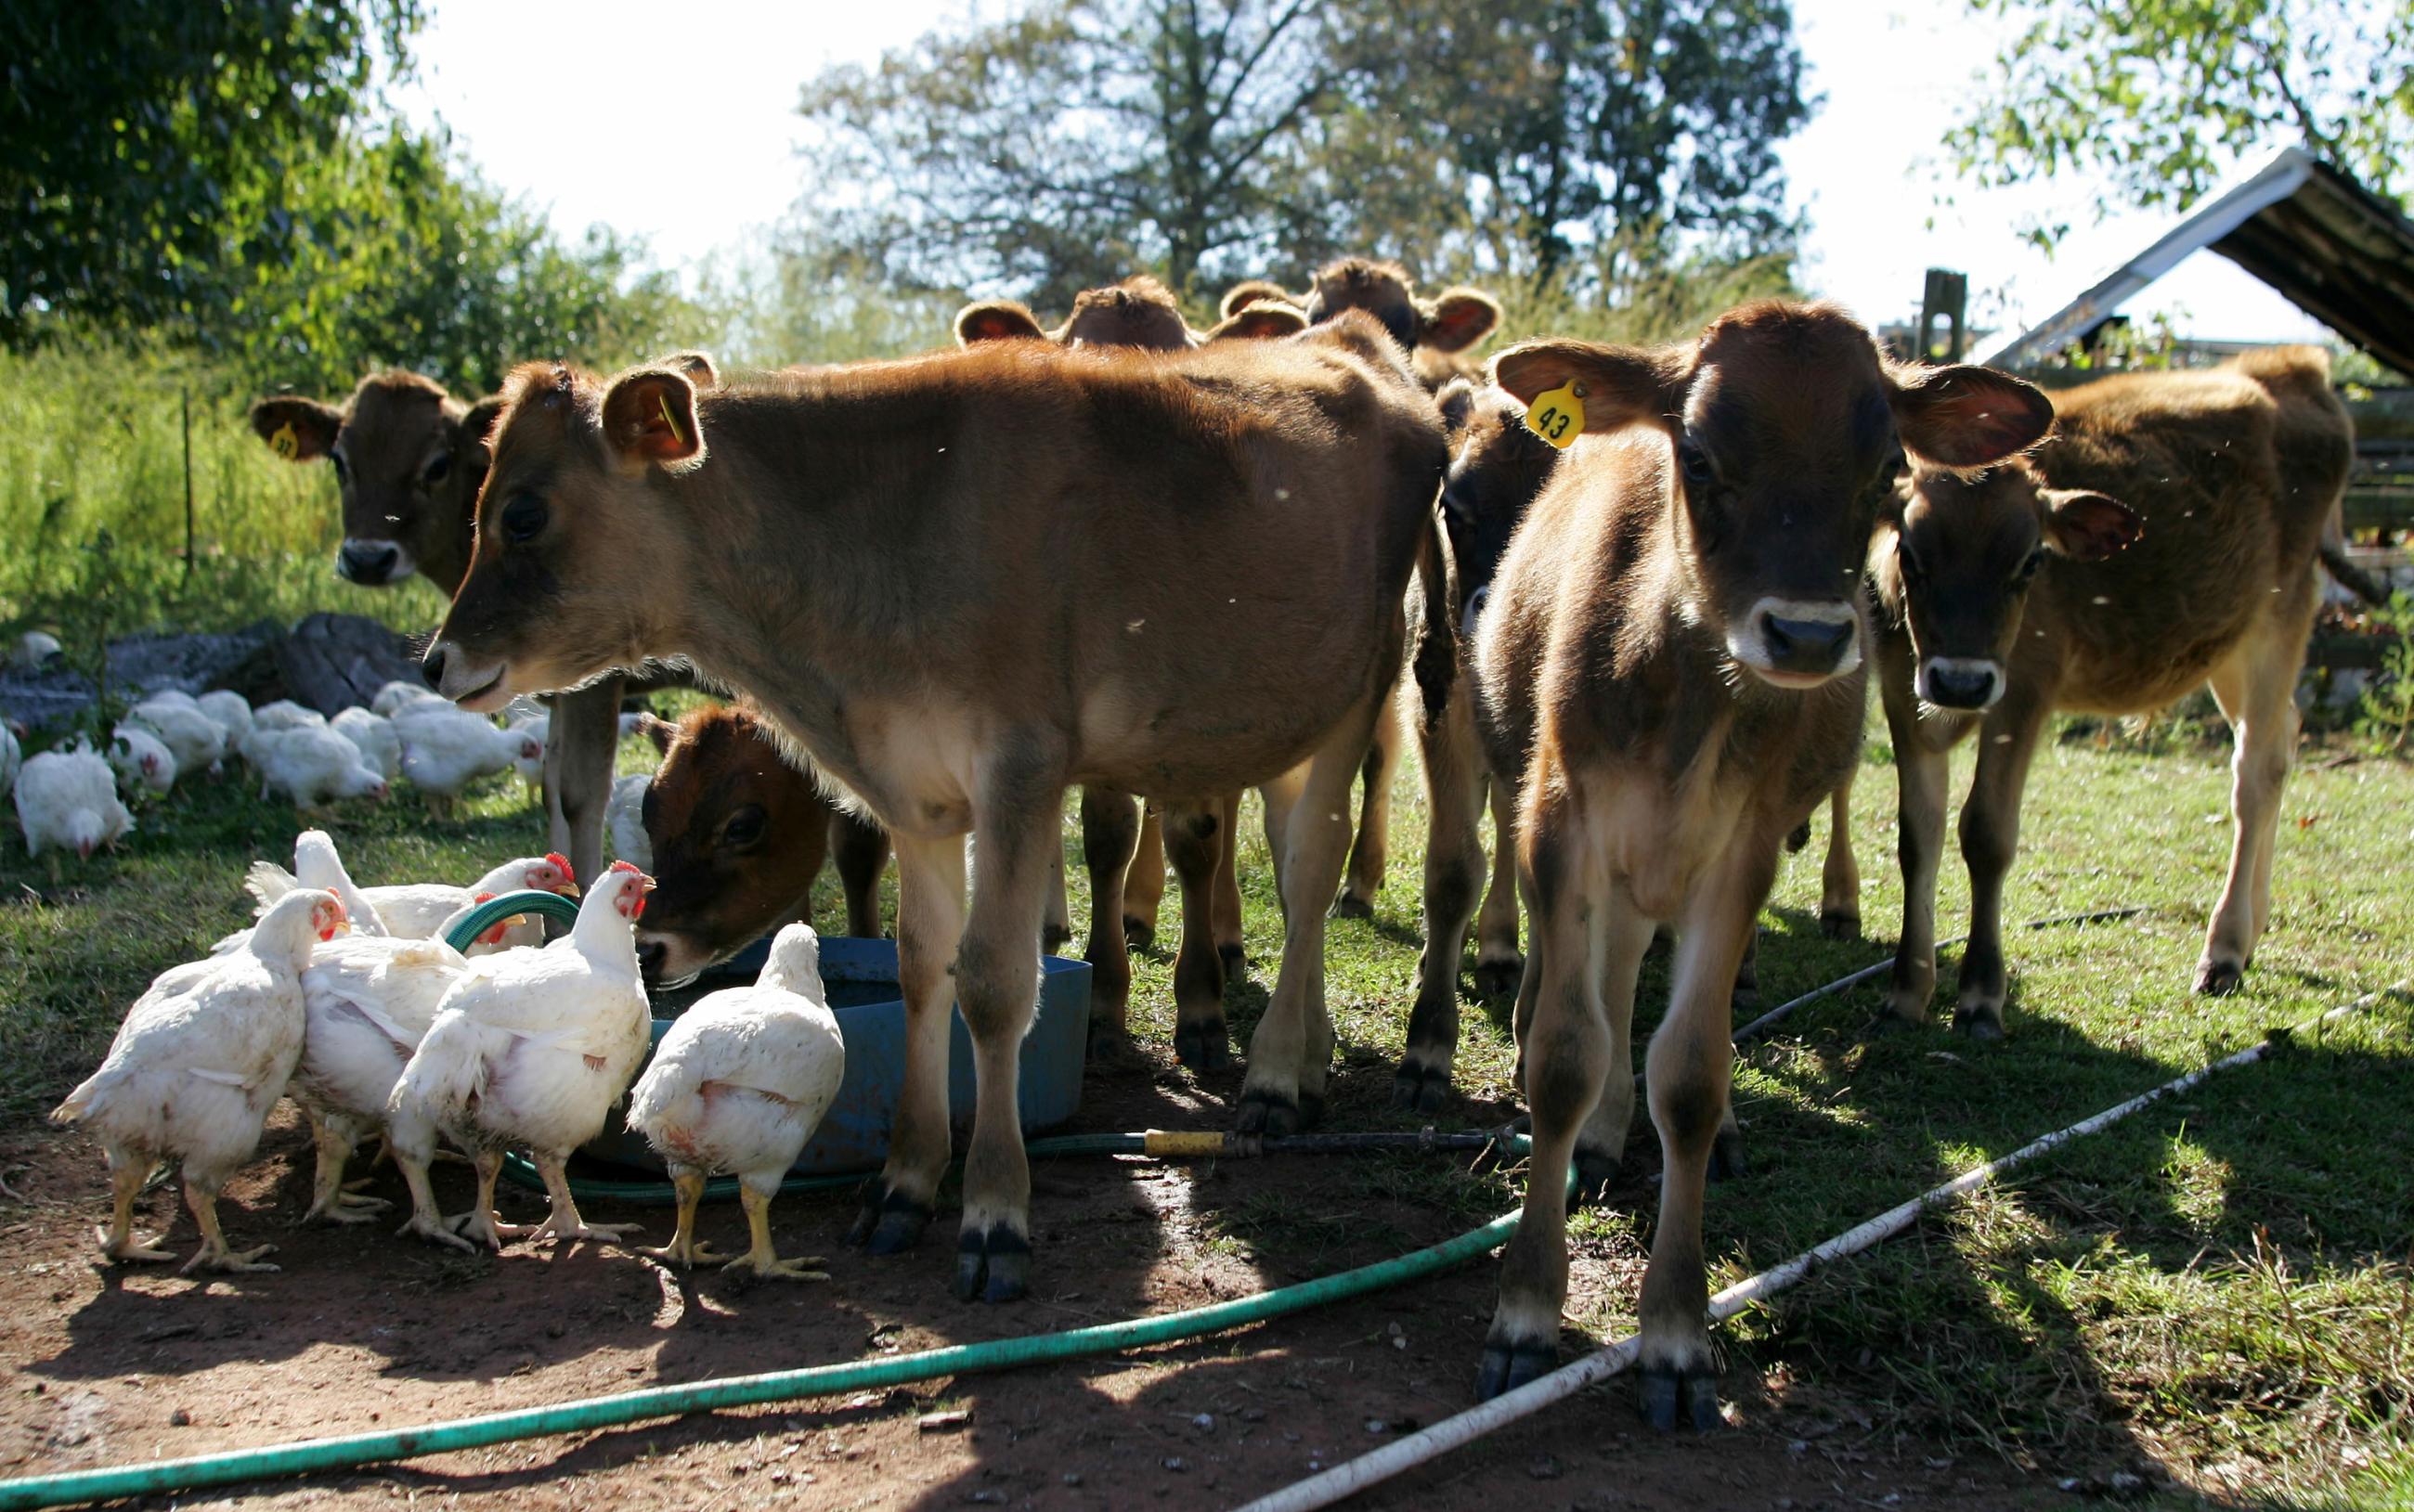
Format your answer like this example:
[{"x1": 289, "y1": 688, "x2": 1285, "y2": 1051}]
[
  {"x1": 2015, "y1": 547, "x2": 2047, "y2": 583},
  {"x1": 500, "y1": 493, "x2": 548, "y2": 544},
  {"x1": 1677, "y1": 439, "x2": 1715, "y2": 488},
  {"x1": 423, "y1": 454, "x2": 451, "y2": 485},
  {"x1": 720, "y1": 805, "x2": 768, "y2": 849}
]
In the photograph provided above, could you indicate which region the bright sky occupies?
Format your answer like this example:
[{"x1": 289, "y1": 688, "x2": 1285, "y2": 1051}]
[{"x1": 396, "y1": 0, "x2": 2330, "y2": 347}]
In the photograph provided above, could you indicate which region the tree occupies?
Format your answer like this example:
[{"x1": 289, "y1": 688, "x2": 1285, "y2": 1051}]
[
  {"x1": 1323, "y1": 0, "x2": 1812, "y2": 293},
  {"x1": 797, "y1": 0, "x2": 1339, "y2": 309},
  {"x1": 791, "y1": 0, "x2": 1814, "y2": 307},
  {"x1": 0, "y1": 0, "x2": 423, "y2": 345},
  {"x1": 1946, "y1": 0, "x2": 2414, "y2": 244}
]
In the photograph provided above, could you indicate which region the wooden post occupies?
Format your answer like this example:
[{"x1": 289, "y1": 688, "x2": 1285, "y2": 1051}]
[
  {"x1": 180, "y1": 385, "x2": 195, "y2": 582},
  {"x1": 1917, "y1": 268, "x2": 1968, "y2": 361}
]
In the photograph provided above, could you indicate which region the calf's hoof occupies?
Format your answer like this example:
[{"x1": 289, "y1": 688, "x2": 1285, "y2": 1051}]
[
  {"x1": 1121, "y1": 914, "x2": 1155, "y2": 950},
  {"x1": 1708, "y1": 1128, "x2": 1749, "y2": 1182},
  {"x1": 1475, "y1": 1335, "x2": 1559, "y2": 1400},
  {"x1": 954, "y1": 1223, "x2": 1031, "y2": 1304},
  {"x1": 1236, "y1": 1088, "x2": 1318, "y2": 1138},
  {"x1": 1473, "y1": 957, "x2": 1523, "y2": 999},
  {"x1": 2194, "y1": 956, "x2": 2246, "y2": 996},
  {"x1": 1040, "y1": 923, "x2": 1072, "y2": 955},
  {"x1": 1391, "y1": 1058, "x2": 1453, "y2": 1114},
  {"x1": 845, "y1": 1182, "x2": 932, "y2": 1256},
  {"x1": 1086, "y1": 1024, "x2": 1144, "y2": 1066},
  {"x1": 1953, "y1": 1002, "x2": 2006, "y2": 1042},
  {"x1": 1820, "y1": 911, "x2": 1862, "y2": 942},
  {"x1": 1730, "y1": 982, "x2": 1761, "y2": 1014},
  {"x1": 1217, "y1": 941, "x2": 1246, "y2": 973},
  {"x1": 1637, "y1": 1363, "x2": 1723, "y2": 1432},
  {"x1": 1174, "y1": 1019, "x2": 1231, "y2": 1073},
  {"x1": 1330, "y1": 891, "x2": 1375, "y2": 921}
]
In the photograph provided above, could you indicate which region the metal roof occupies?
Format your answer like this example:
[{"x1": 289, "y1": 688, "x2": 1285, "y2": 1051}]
[{"x1": 1977, "y1": 146, "x2": 2414, "y2": 376}]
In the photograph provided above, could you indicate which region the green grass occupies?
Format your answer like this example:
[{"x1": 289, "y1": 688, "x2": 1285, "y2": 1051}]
[{"x1": 4, "y1": 712, "x2": 2409, "y2": 1506}]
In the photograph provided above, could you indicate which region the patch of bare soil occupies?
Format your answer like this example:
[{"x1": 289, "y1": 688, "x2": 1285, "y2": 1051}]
[{"x1": 0, "y1": 1063, "x2": 2074, "y2": 1511}]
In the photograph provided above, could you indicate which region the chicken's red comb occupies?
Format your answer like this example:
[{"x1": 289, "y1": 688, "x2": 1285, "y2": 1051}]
[
  {"x1": 609, "y1": 859, "x2": 643, "y2": 876},
  {"x1": 544, "y1": 852, "x2": 575, "y2": 880},
  {"x1": 474, "y1": 891, "x2": 497, "y2": 903}
]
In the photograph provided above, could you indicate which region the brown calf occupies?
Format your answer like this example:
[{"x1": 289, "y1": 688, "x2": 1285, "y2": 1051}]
[
  {"x1": 1394, "y1": 378, "x2": 1562, "y2": 1109},
  {"x1": 951, "y1": 272, "x2": 1307, "y2": 1065},
  {"x1": 1225, "y1": 258, "x2": 1507, "y2": 915},
  {"x1": 422, "y1": 321, "x2": 1448, "y2": 1302},
  {"x1": 253, "y1": 369, "x2": 654, "y2": 889},
  {"x1": 1474, "y1": 304, "x2": 2051, "y2": 1425},
  {"x1": 251, "y1": 371, "x2": 503, "y2": 591},
  {"x1": 1870, "y1": 346, "x2": 2350, "y2": 1035},
  {"x1": 628, "y1": 706, "x2": 889, "y2": 986}
]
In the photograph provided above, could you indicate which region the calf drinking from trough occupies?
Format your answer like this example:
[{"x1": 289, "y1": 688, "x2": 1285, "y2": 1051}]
[
  {"x1": 422, "y1": 321, "x2": 1448, "y2": 1300},
  {"x1": 1475, "y1": 303, "x2": 2052, "y2": 1424},
  {"x1": 1869, "y1": 346, "x2": 2353, "y2": 1034}
]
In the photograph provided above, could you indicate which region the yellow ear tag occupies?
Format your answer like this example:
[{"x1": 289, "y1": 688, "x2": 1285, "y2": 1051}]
[
  {"x1": 1523, "y1": 381, "x2": 1585, "y2": 448},
  {"x1": 269, "y1": 422, "x2": 299, "y2": 459},
  {"x1": 657, "y1": 394, "x2": 684, "y2": 449}
]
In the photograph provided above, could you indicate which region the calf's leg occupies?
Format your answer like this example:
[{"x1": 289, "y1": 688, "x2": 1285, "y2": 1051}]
[
  {"x1": 548, "y1": 676, "x2": 624, "y2": 892},
  {"x1": 1633, "y1": 843, "x2": 1773, "y2": 1430},
  {"x1": 846, "y1": 832, "x2": 967, "y2": 1258},
  {"x1": 1335, "y1": 690, "x2": 1402, "y2": 916},
  {"x1": 1478, "y1": 782, "x2": 1607, "y2": 1397},
  {"x1": 1397, "y1": 670, "x2": 1486, "y2": 1111},
  {"x1": 1882, "y1": 699, "x2": 1955, "y2": 1028},
  {"x1": 829, "y1": 809, "x2": 891, "y2": 938},
  {"x1": 1473, "y1": 775, "x2": 1524, "y2": 996},
  {"x1": 950, "y1": 758, "x2": 1064, "y2": 1302},
  {"x1": 1237, "y1": 702, "x2": 1381, "y2": 1136},
  {"x1": 2200, "y1": 600, "x2": 2311, "y2": 994},
  {"x1": 1953, "y1": 697, "x2": 2048, "y2": 1038},
  {"x1": 1211, "y1": 790, "x2": 1246, "y2": 967},
  {"x1": 1123, "y1": 807, "x2": 1168, "y2": 947},
  {"x1": 1820, "y1": 773, "x2": 1861, "y2": 940},
  {"x1": 1163, "y1": 800, "x2": 1234, "y2": 1071},
  {"x1": 1079, "y1": 785, "x2": 1141, "y2": 1051}
]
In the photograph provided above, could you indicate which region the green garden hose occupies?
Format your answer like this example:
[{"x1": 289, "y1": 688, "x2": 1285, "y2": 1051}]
[{"x1": 0, "y1": 1157, "x2": 1536, "y2": 1512}]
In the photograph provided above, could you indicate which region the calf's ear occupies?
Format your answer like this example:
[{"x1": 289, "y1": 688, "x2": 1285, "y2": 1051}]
[
  {"x1": 1434, "y1": 378, "x2": 1479, "y2": 440},
  {"x1": 639, "y1": 713, "x2": 680, "y2": 757},
  {"x1": 599, "y1": 366, "x2": 706, "y2": 472},
  {"x1": 2040, "y1": 489, "x2": 2143, "y2": 561},
  {"x1": 1205, "y1": 299, "x2": 1308, "y2": 342},
  {"x1": 458, "y1": 395, "x2": 507, "y2": 453},
  {"x1": 1420, "y1": 287, "x2": 1502, "y2": 354},
  {"x1": 1891, "y1": 365, "x2": 2054, "y2": 468},
  {"x1": 954, "y1": 301, "x2": 1045, "y2": 345},
  {"x1": 1490, "y1": 340, "x2": 1691, "y2": 435},
  {"x1": 661, "y1": 351, "x2": 719, "y2": 388},
  {"x1": 249, "y1": 397, "x2": 343, "y2": 462},
  {"x1": 1219, "y1": 279, "x2": 1293, "y2": 322}
]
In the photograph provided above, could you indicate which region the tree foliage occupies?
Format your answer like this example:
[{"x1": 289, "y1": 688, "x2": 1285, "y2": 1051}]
[
  {"x1": 0, "y1": 0, "x2": 423, "y2": 344},
  {"x1": 1946, "y1": 0, "x2": 2414, "y2": 242},
  {"x1": 793, "y1": 0, "x2": 1814, "y2": 306}
]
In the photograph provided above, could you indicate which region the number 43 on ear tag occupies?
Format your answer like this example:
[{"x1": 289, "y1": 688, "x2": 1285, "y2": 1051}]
[{"x1": 1523, "y1": 381, "x2": 1585, "y2": 448}]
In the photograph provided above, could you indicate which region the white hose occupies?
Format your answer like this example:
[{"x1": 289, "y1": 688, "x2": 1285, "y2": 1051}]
[{"x1": 1236, "y1": 982, "x2": 2405, "y2": 1512}]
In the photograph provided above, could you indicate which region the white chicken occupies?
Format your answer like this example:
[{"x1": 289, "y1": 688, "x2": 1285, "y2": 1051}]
[
  {"x1": 1, "y1": 722, "x2": 20, "y2": 797},
  {"x1": 250, "y1": 850, "x2": 578, "y2": 950},
  {"x1": 50, "y1": 889, "x2": 347, "y2": 1273},
  {"x1": 196, "y1": 690, "x2": 253, "y2": 750},
  {"x1": 508, "y1": 711, "x2": 550, "y2": 795},
  {"x1": 372, "y1": 680, "x2": 448, "y2": 719},
  {"x1": 16, "y1": 742, "x2": 134, "y2": 863},
  {"x1": 629, "y1": 923, "x2": 843, "y2": 1278},
  {"x1": 12, "y1": 629, "x2": 60, "y2": 669},
  {"x1": 396, "y1": 704, "x2": 542, "y2": 818},
  {"x1": 331, "y1": 707, "x2": 402, "y2": 782},
  {"x1": 387, "y1": 861, "x2": 656, "y2": 1251},
  {"x1": 214, "y1": 831, "x2": 388, "y2": 956},
  {"x1": 250, "y1": 725, "x2": 389, "y2": 810},
  {"x1": 607, "y1": 773, "x2": 653, "y2": 869},
  {"x1": 126, "y1": 697, "x2": 227, "y2": 776},
  {"x1": 109, "y1": 722, "x2": 178, "y2": 797},
  {"x1": 290, "y1": 931, "x2": 471, "y2": 1223},
  {"x1": 250, "y1": 700, "x2": 326, "y2": 735}
]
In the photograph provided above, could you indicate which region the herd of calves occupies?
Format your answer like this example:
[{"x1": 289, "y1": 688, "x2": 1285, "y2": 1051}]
[{"x1": 248, "y1": 256, "x2": 2354, "y2": 1425}]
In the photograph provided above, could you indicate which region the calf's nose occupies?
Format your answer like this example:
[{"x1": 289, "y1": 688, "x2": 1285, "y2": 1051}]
[
  {"x1": 1921, "y1": 659, "x2": 2002, "y2": 710},
  {"x1": 1759, "y1": 611, "x2": 1856, "y2": 676},
  {"x1": 338, "y1": 540, "x2": 400, "y2": 585},
  {"x1": 635, "y1": 939, "x2": 668, "y2": 985},
  {"x1": 421, "y1": 642, "x2": 449, "y2": 688}
]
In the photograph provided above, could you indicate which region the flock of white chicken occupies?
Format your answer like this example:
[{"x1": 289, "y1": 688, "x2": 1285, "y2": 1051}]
[
  {"x1": 2, "y1": 678, "x2": 629, "y2": 868},
  {"x1": 48, "y1": 830, "x2": 848, "y2": 1280}
]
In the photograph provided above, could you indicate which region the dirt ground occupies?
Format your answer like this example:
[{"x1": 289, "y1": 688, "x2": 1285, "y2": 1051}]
[{"x1": 0, "y1": 1063, "x2": 2089, "y2": 1511}]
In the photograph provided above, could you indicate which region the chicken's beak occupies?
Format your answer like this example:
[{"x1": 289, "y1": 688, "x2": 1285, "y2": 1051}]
[
  {"x1": 556, "y1": 882, "x2": 582, "y2": 898},
  {"x1": 642, "y1": 876, "x2": 658, "y2": 894}
]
